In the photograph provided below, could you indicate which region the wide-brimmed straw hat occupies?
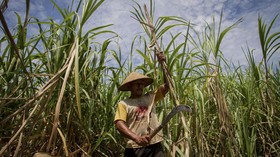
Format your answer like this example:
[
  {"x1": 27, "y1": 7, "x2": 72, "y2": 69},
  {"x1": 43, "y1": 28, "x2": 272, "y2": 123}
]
[{"x1": 118, "y1": 72, "x2": 153, "y2": 91}]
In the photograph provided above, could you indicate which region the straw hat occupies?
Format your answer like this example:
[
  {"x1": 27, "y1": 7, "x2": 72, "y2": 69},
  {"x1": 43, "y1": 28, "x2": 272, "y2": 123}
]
[{"x1": 118, "y1": 72, "x2": 153, "y2": 91}]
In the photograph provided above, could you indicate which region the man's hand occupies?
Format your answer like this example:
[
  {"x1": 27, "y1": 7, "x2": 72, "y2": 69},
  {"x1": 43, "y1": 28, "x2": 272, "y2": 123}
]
[
  {"x1": 133, "y1": 135, "x2": 151, "y2": 146},
  {"x1": 156, "y1": 51, "x2": 166, "y2": 62},
  {"x1": 115, "y1": 120, "x2": 151, "y2": 146}
]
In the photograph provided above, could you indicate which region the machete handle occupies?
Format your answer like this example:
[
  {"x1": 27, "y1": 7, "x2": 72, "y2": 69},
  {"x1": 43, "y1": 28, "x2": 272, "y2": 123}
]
[{"x1": 149, "y1": 125, "x2": 163, "y2": 139}]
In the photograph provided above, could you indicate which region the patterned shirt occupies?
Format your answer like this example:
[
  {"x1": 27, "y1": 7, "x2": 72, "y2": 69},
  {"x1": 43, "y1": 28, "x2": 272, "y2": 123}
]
[{"x1": 114, "y1": 85, "x2": 166, "y2": 148}]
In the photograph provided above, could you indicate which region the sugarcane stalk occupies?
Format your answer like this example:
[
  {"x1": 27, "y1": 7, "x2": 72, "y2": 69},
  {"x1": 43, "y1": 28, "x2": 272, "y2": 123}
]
[
  {"x1": 143, "y1": 4, "x2": 191, "y2": 156},
  {"x1": 143, "y1": 5, "x2": 179, "y2": 107}
]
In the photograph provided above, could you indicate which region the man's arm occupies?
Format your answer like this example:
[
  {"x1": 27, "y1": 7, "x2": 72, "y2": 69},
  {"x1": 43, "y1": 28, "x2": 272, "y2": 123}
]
[{"x1": 115, "y1": 120, "x2": 150, "y2": 146}]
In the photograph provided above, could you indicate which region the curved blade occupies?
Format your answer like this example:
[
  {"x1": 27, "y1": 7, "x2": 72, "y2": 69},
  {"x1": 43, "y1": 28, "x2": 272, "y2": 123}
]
[
  {"x1": 149, "y1": 105, "x2": 192, "y2": 139},
  {"x1": 161, "y1": 105, "x2": 192, "y2": 126}
]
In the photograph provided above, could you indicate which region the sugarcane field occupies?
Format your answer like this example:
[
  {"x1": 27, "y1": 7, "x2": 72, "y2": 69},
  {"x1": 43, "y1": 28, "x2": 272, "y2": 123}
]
[{"x1": 1, "y1": 0, "x2": 280, "y2": 156}]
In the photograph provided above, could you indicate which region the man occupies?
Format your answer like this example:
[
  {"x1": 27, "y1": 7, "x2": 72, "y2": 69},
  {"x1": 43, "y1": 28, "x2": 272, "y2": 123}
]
[{"x1": 114, "y1": 53, "x2": 168, "y2": 157}]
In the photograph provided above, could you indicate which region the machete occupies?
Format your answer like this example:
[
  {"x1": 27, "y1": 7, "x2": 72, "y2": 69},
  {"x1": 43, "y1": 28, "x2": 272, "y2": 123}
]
[{"x1": 149, "y1": 105, "x2": 192, "y2": 139}]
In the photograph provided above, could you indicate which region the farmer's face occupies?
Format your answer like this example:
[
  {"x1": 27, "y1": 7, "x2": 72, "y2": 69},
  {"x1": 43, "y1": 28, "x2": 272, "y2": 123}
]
[{"x1": 130, "y1": 80, "x2": 145, "y2": 97}]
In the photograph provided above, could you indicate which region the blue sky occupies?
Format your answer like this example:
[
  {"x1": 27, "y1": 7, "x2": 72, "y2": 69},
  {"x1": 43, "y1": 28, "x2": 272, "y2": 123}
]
[{"x1": 3, "y1": 0, "x2": 280, "y2": 69}]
